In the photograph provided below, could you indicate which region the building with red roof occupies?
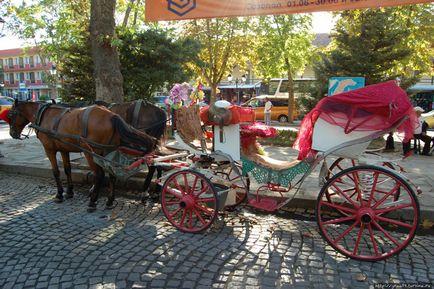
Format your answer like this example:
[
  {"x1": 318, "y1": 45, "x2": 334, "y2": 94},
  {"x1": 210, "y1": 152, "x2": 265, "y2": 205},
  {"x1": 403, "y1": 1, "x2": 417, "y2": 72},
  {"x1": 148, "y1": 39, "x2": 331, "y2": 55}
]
[{"x1": 0, "y1": 47, "x2": 57, "y2": 100}]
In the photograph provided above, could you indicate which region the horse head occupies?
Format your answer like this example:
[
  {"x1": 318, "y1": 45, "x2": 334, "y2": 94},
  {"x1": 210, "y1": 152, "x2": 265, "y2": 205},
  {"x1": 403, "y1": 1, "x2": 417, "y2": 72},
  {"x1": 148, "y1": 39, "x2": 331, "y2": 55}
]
[{"x1": 8, "y1": 100, "x2": 33, "y2": 139}]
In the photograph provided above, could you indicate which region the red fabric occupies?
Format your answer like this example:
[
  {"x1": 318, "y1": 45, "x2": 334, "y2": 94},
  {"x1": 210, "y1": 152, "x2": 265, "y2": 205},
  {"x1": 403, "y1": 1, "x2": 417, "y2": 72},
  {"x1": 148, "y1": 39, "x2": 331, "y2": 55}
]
[
  {"x1": 200, "y1": 105, "x2": 255, "y2": 125},
  {"x1": 0, "y1": 109, "x2": 11, "y2": 123},
  {"x1": 293, "y1": 81, "x2": 416, "y2": 160},
  {"x1": 240, "y1": 122, "x2": 278, "y2": 138},
  {"x1": 240, "y1": 122, "x2": 278, "y2": 151}
]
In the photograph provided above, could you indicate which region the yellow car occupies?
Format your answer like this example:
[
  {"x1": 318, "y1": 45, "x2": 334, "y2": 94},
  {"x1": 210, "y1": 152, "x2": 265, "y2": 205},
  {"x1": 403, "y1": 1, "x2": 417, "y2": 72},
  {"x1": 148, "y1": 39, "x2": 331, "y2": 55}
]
[
  {"x1": 0, "y1": 96, "x2": 14, "y2": 116},
  {"x1": 241, "y1": 96, "x2": 298, "y2": 123},
  {"x1": 422, "y1": 110, "x2": 434, "y2": 129}
]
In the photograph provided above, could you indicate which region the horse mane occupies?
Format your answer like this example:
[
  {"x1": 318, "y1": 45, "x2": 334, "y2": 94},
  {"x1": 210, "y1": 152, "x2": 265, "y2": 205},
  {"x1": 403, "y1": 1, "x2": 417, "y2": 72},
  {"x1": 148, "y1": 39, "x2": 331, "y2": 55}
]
[
  {"x1": 111, "y1": 115, "x2": 156, "y2": 154},
  {"x1": 126, "y1": 100, "x2": 167, "y2": 140}
]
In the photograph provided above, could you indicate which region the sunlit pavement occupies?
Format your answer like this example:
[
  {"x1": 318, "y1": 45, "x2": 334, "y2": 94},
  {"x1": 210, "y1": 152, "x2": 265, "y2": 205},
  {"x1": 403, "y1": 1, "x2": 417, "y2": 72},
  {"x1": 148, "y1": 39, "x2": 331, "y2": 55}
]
[{"x1": 0, "y1": 172, "x2": 433, "y2": 289}]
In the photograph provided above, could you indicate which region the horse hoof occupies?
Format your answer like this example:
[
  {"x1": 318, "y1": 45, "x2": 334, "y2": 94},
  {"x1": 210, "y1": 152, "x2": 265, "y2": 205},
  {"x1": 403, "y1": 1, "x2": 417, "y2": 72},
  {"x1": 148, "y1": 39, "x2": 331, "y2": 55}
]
[
  {"x1": 87, "y1": 206, "x2": 97, "y2": 213},
  {"x1": 54, "y1": 197, "x2": 64, "y2": 203},
  {"x1": 65, "y1": 193, "x2": 74, "y2": 199}
]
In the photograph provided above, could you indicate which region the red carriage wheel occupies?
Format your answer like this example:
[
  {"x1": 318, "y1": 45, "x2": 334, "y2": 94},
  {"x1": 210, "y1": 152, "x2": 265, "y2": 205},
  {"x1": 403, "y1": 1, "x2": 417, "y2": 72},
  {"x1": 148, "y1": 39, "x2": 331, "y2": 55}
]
[
  {"x1": 161, "y1": 170, "x2": 218, "y2": 233},
  {"x1": 317, "y1": 165, "x2": 419, "y2": 261}
]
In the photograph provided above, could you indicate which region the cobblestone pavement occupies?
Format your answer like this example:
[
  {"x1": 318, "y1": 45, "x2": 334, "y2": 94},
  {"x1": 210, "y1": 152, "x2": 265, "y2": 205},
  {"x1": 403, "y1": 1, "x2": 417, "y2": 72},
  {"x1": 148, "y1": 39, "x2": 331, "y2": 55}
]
[{"x1": 0, "y1": 172, "x2": 433, "y2": 289}]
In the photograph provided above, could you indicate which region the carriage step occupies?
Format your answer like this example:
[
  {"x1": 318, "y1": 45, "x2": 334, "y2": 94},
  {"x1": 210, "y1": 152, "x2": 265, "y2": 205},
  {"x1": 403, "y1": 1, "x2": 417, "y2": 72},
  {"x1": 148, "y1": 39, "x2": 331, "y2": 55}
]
[{"x1": 248, "y1": 197, "x2": 280, "y2": 212}]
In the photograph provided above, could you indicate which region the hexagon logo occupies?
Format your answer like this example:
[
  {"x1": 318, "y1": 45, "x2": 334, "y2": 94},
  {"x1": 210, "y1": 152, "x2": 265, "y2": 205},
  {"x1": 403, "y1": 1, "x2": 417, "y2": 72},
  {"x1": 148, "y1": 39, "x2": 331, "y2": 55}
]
[{"x1": 167, "y1": 0, "x2": 196, "y2": 17}]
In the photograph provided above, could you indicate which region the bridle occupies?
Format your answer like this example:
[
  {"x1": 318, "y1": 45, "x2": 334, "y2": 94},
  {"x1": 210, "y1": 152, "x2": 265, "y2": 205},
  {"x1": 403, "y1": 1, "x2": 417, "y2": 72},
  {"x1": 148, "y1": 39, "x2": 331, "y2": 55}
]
[{"x1": 7, "y1": 106, "x2": 32, "y2": 140}]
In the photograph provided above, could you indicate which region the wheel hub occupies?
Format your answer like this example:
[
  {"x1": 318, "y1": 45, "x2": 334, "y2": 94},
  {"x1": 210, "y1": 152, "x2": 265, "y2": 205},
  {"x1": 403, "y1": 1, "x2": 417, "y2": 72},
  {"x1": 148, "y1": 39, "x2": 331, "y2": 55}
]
[
  {"x1": 357, "y1": 207, "x2": 375, "y2": 224},
  {"x1": 180, "y1": 195, "x2": 195, "y2": 209}
]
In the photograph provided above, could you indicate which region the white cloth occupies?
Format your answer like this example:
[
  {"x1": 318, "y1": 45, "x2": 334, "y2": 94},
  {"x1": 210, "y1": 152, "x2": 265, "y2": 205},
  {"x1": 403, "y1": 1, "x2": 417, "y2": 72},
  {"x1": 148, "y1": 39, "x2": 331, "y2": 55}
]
[
  {"x1": 264, "y1": 100, "x2": 272, "y2": 113},
  {"x1": 414, "y1": 116, "x2": 424, "y2": 134}
]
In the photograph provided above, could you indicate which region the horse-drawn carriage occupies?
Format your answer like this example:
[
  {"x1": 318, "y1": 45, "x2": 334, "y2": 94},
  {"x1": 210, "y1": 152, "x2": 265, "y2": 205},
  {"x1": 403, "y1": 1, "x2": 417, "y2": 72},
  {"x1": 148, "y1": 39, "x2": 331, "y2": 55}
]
[{"x1": 6, "y1": 81, "x2": 421, "y2": 261}]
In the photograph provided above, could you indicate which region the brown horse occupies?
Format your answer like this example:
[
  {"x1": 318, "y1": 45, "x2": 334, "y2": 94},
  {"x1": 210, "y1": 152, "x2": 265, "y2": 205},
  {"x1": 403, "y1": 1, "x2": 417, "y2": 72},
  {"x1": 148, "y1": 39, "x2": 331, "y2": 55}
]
[{"x1": 8, "y1": 100, "x2": 156, "y2": 211}]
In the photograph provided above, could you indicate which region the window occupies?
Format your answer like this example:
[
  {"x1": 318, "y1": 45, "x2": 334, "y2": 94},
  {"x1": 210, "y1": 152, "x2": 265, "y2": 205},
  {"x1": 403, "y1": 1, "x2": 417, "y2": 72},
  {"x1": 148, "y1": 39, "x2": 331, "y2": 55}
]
[
  {"x1": 269, "y1": 80, "x2": 280, "y2": 95},
  {"x1": 36, "y1": 72, "x2": 41, "y2": 80},
  {"x1": 4, "y1": 74, "x2": 9, "y2": 81},
  {"x1": 0, "y1": 59, "x2": 3, "y2": 68},
  {"x1": 29, "y1": 56, "x2": 34, "y2": 67},
  {"x1": 272, "y1": 99, "x2": 288, "y2": 106},
  {"x1": 29, "y1": 72, "x2": 35, "y2": 83},
  {"x1": 8, "y1": 58, "x2": 13, "y2": 68},
  {"x1": 9, "y1": 73, "x2": 14, "y2": 84},
  {"x1": 0, "y1": 98, "x2": 13, "y2": 105},
  {"x1": 279, "y1": 80, "x2": 289, "y2": 93},
  {"x1": 19, "y1": 72, "x2": 25, "y2": 82},
  {"x1": 19, "y1": 57, "x2": 24, "y2": 68}
]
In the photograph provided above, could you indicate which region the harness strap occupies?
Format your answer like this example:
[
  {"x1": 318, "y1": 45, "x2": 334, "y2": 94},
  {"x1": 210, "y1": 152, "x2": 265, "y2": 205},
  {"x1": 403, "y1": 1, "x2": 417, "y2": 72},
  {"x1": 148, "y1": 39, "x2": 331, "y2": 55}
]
[
  {"x1": 132, "y1": 100, "x2": 143, "y2": 128},
  {"x1": 52, "y1": 108, "x2": 70, "y2": 132},
  {"x1": 81, "y1": 106, "x2": 95, "y2": 138},
  {"x1": 35, "y1": 103, "x2": 51, "y2": 127}
]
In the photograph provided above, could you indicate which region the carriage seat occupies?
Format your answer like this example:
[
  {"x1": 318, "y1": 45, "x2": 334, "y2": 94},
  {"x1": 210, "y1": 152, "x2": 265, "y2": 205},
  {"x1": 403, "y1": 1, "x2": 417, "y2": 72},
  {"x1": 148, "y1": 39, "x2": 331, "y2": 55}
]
[{"x1": 174, "y1": 106, "x2": 209, "y2": 153}]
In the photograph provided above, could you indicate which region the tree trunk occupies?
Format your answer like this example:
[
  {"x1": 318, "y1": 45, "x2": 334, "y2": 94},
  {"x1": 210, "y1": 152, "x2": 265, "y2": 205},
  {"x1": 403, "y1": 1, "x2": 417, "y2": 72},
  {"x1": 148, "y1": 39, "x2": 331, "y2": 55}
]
[
  {"x1": 122, "y1": 0, "x2": 136, "y2": 27},
  {"x1": 287, "y1": 70, "x2": 295, "y2": 123},
  {"x1": 90, "y1": 0, "x2": 124, "y2": 103}
]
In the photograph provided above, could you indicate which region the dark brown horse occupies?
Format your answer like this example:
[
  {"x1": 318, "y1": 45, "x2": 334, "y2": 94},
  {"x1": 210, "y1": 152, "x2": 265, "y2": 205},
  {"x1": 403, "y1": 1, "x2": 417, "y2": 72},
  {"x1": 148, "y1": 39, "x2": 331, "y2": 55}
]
[{"x1": 8, "y1": 100, "x2": 156, "y2": 211}]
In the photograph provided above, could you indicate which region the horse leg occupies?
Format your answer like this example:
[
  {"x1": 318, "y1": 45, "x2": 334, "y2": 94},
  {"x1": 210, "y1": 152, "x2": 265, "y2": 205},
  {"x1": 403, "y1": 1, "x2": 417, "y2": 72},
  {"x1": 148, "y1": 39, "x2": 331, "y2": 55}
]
[
  {"x1": 106, "y1": 174, "x2": 116, "y2": 209},
  {"x1": 46, "y1": 150, "x2": 64, "y2": 202},
  {"x1": 84, "y1": 153, "x2": 105, "y2": 212},
  {"x1": 60, "y1": 152, "x2": 74, "y2": 199}
]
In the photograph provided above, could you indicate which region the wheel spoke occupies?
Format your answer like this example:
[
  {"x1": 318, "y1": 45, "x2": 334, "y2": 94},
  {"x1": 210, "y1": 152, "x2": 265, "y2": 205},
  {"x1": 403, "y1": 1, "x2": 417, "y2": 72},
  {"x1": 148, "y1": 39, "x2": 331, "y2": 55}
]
[
  {"x1": 331, "y1": 184, "x2": 360, "y2": 209},
  {"x1": 193, "y1": 207, "x2": 207, "y2": 225},
  {"x1": 372, "y1": 220, "x2": 400, "y2": 246},
  {"x1": 333, "y1": 220, "x2": 359, "y2": 243},
  {"x1": 350, "y1": 170, "x2": 364, "y2": 206},
  {"x1": 376, "y1": 215, "x2": 413, "y2": 229},
  {"x1": 319, "y1": 200, "x2": 357, "y2": 214},
  {"x1": 188, "y1": 209, "x2": 193, "y2": 229},
  {"x1": 195, "y1": 184, "x2": 210, "y2": 198},
  {"x1": 367, "y1": 172, "x2": 380, "y2": 207},
  {"x1": 194, "y1": 203, "x2": 214, "y2": 215},
  {"x1": 190, "y1": 175, "x2": 199, "y2": 195},
  {"x1": 178, "y1": 209, "x2": 187, "y2": 227},
  {"x1": 165, "y1": 187, "x2": 183, "y2": 199},
  {"x1": 372, "y1": 183, "x2": 401, "y2": 209},
  {"x1": 353, "y1": 223, "x2": 365, "y2": 255},
  {"x1": 323, "y1": 215, "x2": 357, "y2": 225},
  {"x1": 165, "y1": 201, "x2": 180, "y2": 205},
  {"x1": 375, "y1": 203, "x2": 412, "y2": 214},
  {"x1": 367, "y1": 223, "x2": 380, "y2": 256},
  {"x1": 169, "y1": 207, "x2": 181, "y2": 218},
  {"x1": 173, "y1": 178, "x2": 185, "y2": 196},
  {"x1": 183, "y1": 173, "x2": 189, "y2": 194}
]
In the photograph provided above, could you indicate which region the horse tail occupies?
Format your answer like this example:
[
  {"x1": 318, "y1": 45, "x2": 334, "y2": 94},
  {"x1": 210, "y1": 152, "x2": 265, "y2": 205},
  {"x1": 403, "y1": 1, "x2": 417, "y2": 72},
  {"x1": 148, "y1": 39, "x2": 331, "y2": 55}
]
[{"x1": 111, "y1": 115, "x2": 156, "y2": 154}]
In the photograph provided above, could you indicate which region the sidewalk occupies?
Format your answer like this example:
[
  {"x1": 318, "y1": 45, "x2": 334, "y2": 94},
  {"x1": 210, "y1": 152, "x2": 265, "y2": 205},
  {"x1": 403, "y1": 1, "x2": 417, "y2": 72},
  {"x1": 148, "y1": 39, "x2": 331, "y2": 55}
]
[{"x1": 0, "y1": 124, "x2": 433, "y2": 220}]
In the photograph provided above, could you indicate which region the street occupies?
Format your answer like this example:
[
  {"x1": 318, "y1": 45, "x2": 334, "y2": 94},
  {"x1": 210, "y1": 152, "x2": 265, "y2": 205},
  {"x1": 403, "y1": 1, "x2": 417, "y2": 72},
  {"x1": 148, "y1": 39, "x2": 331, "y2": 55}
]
[{"x1": 0, "y1": 172, "x2": 433, "y2": 289}]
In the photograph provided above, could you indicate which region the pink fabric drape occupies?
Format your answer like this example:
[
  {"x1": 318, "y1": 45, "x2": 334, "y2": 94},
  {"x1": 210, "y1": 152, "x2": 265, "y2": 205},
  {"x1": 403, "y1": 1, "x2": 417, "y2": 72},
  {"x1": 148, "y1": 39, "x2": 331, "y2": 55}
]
[{"x1": 293, "y1": 81, "x2": 416, "y2": 160}]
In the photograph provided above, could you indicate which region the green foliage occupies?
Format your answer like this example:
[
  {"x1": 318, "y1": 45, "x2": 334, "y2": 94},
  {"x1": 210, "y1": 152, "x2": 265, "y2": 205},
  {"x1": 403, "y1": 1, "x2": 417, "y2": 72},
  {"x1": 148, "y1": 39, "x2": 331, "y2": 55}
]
[
  {"x1": 258, "y1": 129, "x2": 299, "y2": 146},
  {"x1": 118, "y1": 28, "x2": 202, "y2": 101},
  {"x1": 180, "y1": 18, "x2": 254, "y2": 101},
  {"x1": 254, "y1": 15, "x2": 314, "y2": 79},
  {"x1": 311, "y1": 5, "x2": 434, "y2": 104}
]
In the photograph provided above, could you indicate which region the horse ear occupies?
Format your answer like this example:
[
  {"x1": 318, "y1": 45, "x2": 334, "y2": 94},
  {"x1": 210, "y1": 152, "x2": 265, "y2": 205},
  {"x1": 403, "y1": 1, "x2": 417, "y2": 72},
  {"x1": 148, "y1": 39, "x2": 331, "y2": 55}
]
[{"x1": 51, "y1": 99, "x2": 56, "y2": 104}]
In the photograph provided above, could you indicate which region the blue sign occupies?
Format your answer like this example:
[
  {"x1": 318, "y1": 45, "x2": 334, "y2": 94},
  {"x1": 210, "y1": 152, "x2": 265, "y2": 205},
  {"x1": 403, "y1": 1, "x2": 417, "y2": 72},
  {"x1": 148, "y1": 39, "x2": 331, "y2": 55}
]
[
  {"x1": 328, "y1": 77, "x2": 365, "y2": 96},
  {"x1": 19, "y1": 82, "x2": 27, "y2": 92},
  {"x1": 168, "y1": 0, "x2": 196, "y2": 16}
]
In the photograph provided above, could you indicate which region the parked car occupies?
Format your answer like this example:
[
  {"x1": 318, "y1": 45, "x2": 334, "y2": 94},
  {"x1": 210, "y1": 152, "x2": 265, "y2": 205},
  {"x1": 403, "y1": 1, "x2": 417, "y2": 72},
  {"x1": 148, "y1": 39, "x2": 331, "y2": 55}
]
[
  {"x1": 241, "y1": 95, "x2": 298, "y2": 123},
  {"x1": 0, "y1": 96, "x2": 14, "y2": 116},
  {"x1": 422, "y1": 110, "x2": 434, "y2": 129}
]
